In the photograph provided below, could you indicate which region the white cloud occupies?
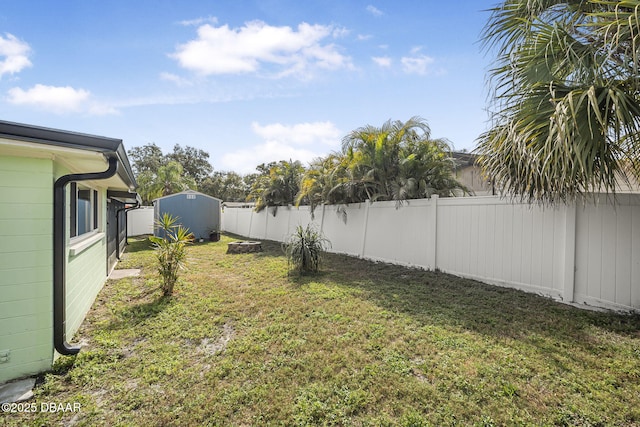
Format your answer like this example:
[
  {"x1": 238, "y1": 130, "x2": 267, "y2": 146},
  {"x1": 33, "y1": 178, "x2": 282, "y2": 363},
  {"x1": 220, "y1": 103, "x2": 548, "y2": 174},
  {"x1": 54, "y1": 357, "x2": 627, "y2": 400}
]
[
  {"x1": 159, "y1": 72, "x2": 193, "y2": 87},
  {"x1": 366, "y1": 5, "x2": 384, "y2": 16},
  {"x1": 401, "y1": 54, "x2": 434, "y2": 75},
  {"x1": 178, "y1": 16, "x2": 218, "y2": 26},
  {"x1": 332, "y1": 27, "x2": 350, "y2": 39},
  {"x1": 251, "y1": 121, "x2": 340, "y2": 146},
  {"x1": 357, "y1": 34, "x2": 372, "y2": 41},
  {"x1": 170, "y1": 20, "x2": 352, "y2": 79},
  {"x1": 372, "y1": 56, "x2": 392, "y2": 67},
  {"x1": 7, "y1": 84, "x2": 117, "y2": 115},
  {"x1": 221, "y1": 121, "x2": 341, "y2": 174},
  {"x1": 0, "y1": 33, "x2": 32, "y2": 77}
]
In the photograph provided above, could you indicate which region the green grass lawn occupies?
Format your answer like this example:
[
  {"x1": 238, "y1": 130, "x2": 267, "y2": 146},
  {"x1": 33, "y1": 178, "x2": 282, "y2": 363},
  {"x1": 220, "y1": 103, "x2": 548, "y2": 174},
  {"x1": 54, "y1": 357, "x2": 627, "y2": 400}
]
[{"x1": 7, "y1": 234, "x2": 640, "y2": 426}]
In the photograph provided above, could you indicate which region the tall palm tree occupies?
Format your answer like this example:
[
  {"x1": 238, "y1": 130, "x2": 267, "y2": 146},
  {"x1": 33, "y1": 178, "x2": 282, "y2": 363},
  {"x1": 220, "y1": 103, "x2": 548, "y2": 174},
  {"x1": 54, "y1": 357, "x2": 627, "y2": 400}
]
[{"x1": 477, "y1": 0, "x2": 640, "y2": 203}]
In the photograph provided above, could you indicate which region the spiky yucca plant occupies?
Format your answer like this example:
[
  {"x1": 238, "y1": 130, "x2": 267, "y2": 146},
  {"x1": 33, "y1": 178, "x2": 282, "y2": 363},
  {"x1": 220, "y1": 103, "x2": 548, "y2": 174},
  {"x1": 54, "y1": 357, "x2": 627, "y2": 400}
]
[
  {"x1": 149, "y1": 213, "x2": 194, "y2": 296},
  {"x1": 283, "y1": 224, "x2": 330, "y2": 274}
]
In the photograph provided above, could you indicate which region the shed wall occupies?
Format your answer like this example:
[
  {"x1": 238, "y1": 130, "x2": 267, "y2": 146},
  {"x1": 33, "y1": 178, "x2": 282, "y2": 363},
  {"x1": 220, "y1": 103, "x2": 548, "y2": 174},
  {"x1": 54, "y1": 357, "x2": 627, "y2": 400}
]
[{"x1": 155, "y1": 193, "x2": 220, "y2": 239}]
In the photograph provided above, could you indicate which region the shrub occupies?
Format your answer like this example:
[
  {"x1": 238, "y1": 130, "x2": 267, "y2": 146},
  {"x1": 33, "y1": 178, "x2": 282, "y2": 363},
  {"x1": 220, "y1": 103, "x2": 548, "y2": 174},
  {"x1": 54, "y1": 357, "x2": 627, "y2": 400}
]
[
  {"x1": 149, "y1": 213, "x2": 194, "y2": 296},
  {"x1": 283, "y1": 224, "x2": 330, "y2": 274}
]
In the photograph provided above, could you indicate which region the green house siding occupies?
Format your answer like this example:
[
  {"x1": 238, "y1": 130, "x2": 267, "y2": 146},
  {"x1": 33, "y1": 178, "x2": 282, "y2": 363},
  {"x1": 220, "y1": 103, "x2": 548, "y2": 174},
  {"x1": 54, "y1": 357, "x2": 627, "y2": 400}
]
[
  {"x1": 0, "y1": 156, "x2": 54, "y2": 383},
  {"x1": 55, "y1": 166, "x2": 110, "y2": 348},
  {"x1": 65, "y1": 231, "x2": 107, "y2": 337},
  {"x1": 0, "y1": 156, "x2": 112, "y2": 383}
]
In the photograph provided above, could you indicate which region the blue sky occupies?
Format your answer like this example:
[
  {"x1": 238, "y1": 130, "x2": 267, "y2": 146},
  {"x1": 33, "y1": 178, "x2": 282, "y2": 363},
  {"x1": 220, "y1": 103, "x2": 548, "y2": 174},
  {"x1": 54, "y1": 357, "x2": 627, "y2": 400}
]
[{"x1": 0, "y1": 1, "x2": 497, "y2": 174}]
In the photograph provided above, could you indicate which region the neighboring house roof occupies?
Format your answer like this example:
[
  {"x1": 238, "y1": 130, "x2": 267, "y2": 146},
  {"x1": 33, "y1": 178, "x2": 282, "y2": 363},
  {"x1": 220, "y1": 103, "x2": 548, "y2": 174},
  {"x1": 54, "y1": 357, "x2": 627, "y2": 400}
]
[
  {"x1": 0, "y1": 119, "x2": 137, "y2": 191},
  {"x1": 451, "y1": 151, "x2": 478, "y2": 168},
  {"x1": 153, "y1": 189, "x2": 222, "y2": 203}
]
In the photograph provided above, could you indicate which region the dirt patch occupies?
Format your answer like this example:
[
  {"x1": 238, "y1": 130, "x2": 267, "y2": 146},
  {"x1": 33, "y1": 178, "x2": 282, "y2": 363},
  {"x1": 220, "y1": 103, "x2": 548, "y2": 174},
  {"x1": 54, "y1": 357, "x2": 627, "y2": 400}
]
[{"x1": 199, "y1": 323, "x2": 235, "y2": 355}]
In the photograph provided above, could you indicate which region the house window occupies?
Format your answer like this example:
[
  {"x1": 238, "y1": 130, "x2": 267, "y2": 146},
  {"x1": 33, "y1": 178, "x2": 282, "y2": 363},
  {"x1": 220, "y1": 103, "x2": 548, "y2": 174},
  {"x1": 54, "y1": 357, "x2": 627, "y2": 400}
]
[{"x1": 70, "y1": 183, "x2": 99, "y2": 238}]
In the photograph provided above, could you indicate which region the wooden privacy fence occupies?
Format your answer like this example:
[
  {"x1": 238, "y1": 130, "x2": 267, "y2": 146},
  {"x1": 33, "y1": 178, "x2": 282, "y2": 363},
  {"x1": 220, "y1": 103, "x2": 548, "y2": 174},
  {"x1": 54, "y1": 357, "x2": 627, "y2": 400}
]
[{"x1": 222, "y1": 194, "x2": 640, "y2": 312}]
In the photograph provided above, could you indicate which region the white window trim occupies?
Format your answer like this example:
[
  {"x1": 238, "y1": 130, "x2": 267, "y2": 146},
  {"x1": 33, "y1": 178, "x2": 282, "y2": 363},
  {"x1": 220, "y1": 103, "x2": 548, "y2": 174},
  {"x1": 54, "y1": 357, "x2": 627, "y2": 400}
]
[
  {"x1": 71, "y1": 184, "x2": 101, "y2": 238},
  {"x1": 69, "y1": 231, "x2": 105, "y2": 256}
]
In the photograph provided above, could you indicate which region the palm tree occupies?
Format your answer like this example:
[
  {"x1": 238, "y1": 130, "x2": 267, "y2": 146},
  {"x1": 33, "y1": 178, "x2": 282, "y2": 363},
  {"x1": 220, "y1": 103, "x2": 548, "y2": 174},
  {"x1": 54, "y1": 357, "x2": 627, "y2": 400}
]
[
  {"x1": 297, "y1": 155, "x2": 342, "y2": 214},
  {"x1": 477, "y1": 0, "x2": 640, "y2": 204},
  {"x1": 248, "y1": 160, "x2": 305, "y2": 212},
  {"x1": 339, "y1": 117, "x2": 465, "y2": 202},
  {"x1": 296, "y1": 117, "x2": 465, "y2": 214},
  {"x1": 148, "y1": 161, "x2": 196, "y2": 201},
  {"x1": 391, "y1": 136, "x2": 465, "y2": 201}
]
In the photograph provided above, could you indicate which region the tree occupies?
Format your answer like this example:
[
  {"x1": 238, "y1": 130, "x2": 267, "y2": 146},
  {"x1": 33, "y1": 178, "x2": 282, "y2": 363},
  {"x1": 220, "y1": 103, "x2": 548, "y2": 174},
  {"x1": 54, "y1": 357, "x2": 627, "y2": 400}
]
[
  {"x1": 200, "y1": 171, "x2": 250, "y2": 202},
  {"x1": 149, "y1": 213, "x2": 194, "y2": 297},
  {"x1": 297, "y1": 154, "x2": 345, "y2": 213},
  {"x1": 166, "y1": 144, "x2": 213, "y2": 186},
  {"x1": 128, "y1": 143, "x2": 164, "y2": 176},
  {"x1": 297, "y1": 117, "x2": 465, "y2": 211},
  {"x1": 149, "y1": 161, "x2": 196, "y2": 200},
  {"x1": 477, "y1": 0, "x2": 640, "y2": 204},
  {"x1": 248, "y1": 160, "x2": 305, "y2": 212},
  {"x1": 127, "y1": 143, "x2": 213, "y2": 203}
]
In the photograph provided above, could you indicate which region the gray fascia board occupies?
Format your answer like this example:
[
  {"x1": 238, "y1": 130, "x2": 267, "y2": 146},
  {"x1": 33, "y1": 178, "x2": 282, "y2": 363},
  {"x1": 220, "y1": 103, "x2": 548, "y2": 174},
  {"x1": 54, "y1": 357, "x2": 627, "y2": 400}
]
[{"x1": 0, "y1": 119, "x2": 137, "y2": 189}]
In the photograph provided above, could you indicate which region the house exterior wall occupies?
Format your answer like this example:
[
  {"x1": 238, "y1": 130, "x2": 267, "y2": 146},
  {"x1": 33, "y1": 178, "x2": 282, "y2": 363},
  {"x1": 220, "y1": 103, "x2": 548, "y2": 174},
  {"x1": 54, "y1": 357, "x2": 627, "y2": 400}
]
[
  {"x1": 0, "y1": 155, "x2": 54, "y2": 383},
  {"x1": 0, "y1": 154, "x2": 113, "y2": 384},
  {"x1": 65, "y1": 189, "x2": 108, "y2": 337},
  {"x1": 455, "y1": 165, "x2": 493, "y2": 196}
]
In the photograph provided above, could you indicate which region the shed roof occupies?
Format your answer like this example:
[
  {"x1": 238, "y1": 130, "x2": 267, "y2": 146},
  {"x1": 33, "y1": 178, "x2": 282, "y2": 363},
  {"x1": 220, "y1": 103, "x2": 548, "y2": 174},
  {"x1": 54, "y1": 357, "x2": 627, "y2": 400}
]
[{"x1": 153, "y1": 189, "x2": 222, "y2": 203}]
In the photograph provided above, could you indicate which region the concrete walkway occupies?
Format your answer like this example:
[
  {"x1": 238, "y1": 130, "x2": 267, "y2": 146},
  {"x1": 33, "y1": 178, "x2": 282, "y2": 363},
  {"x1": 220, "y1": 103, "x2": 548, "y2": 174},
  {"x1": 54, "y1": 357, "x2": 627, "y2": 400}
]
[
  {"x1": 108, "y1": 269, "x2": 141, "y2": 280},
  {"x1": 0, "y1": 378, "x2": 35, "y2": 403}
]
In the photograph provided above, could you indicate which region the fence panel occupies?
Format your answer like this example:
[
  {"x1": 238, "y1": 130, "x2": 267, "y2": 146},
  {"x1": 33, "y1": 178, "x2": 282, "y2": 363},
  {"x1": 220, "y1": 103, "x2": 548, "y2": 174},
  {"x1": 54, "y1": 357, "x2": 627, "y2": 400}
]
[
  {"x1": 221, "y1": 195, "x2": 640, "y2": 312},
  {"x1": 435, "y1": 198, "x2": 567, "y2": 298},
  {"x1": 127, "y1": 206, "x2": 154, "y2": 236},
  {"x1": 287, "y1": 205, "x2": 314, "y2": 236},
  {"x1": 573, "y1": 194, "x2": 640, "y2": 310},
  {"x1": 363, "y1": 199, "x2": 433, "y2": 268},
  {"x1": 321, "y1": 203, "x2": 367, "y2": 256},
  {"x1": 264, "y1": 207, "x2": 291, "y2": 242}
]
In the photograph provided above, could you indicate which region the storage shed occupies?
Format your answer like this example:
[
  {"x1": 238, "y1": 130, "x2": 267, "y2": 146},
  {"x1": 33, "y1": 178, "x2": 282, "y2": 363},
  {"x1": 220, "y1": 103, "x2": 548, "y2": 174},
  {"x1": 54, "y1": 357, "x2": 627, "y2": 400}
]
[{"x1": 153, "y1": 190, "x2": 221, "y2": 240}]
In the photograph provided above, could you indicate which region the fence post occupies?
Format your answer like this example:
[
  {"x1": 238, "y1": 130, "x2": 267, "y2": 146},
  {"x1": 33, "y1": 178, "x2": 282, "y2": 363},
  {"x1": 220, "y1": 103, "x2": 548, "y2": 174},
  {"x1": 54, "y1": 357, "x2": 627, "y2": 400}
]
[
  {"x1": 429, "y1": 195, "x2": 438, "y2": 270},
  {"x1": 360, "y1": 200, "x2": 371, "y2": 258},
  {"x1": 563, "y1": 203, "x2": 577, "y2": 303},
  {"x1": 319, "y1": 204, "x2": 326, "y2": 235}
]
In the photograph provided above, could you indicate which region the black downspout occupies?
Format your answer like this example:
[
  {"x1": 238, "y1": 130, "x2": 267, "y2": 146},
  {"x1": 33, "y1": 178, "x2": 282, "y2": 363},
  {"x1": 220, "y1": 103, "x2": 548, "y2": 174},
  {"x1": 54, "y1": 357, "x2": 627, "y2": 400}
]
[
  {"x1": 53, "y1": 156, "x2": 118, "y2": 356},
  {"x1": 115, "y1": 200, "x2": 140, "y2": 260}
]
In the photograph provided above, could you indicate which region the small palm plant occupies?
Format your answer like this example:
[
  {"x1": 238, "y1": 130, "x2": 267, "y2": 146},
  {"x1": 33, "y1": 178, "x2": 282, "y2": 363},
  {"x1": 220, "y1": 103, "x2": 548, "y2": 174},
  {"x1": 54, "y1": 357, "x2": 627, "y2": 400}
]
[
  {"x1": 149, "y1": 213, "x2": 194, "y2": 296},
  {"x1": 283, "y1": 224, "x2": 331, "y2": 274}
]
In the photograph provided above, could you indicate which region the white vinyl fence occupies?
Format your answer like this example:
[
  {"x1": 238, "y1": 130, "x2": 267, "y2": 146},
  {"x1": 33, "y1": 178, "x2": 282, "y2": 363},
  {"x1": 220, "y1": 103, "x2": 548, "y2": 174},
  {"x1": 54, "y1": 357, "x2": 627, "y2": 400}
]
[
  {"x1": 127, "y1": 206, "x2": 154, "y2": 236},
  {"x1": 222, "y1": 194, "x2": 640, "y2": 312}
]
